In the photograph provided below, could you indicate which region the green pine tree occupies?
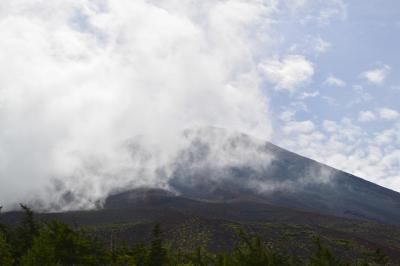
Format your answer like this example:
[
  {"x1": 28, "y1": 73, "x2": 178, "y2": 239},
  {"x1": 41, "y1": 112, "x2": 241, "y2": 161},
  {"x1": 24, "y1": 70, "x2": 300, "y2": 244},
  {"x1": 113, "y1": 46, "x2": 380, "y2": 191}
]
[
  {"x1": 132, "y1": 241, "x2": 149, "y2": 266},
  {"x1": 12, "y1": 204, "x2": 40, "y2": 263},
  {"x1": 231, "y1": 228, "x2": 292, "y2": 266},
  {"x1": 148, "y1": 223, "x2": 167, "y2": 266},
  {"x1": 308, "y1": 238, "x2": 341, "y2": 266},
  {"x1": 0, "y1": 233, "x2": 13, "y2": 266},
  {"x1": 21, "y1": 220, "x2": 109, "y2": 266}
]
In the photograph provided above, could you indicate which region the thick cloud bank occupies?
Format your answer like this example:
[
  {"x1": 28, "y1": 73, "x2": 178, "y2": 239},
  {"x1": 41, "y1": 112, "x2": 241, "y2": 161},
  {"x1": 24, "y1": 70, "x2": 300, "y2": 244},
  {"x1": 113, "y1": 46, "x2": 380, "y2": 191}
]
[{"x1": 0, "y1": 0, "x2": 277, "y2": 210}]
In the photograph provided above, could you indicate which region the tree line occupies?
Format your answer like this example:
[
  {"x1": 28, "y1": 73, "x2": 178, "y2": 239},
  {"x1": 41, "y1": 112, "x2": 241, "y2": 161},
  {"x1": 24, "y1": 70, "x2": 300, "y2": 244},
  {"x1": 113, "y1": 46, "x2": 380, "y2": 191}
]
[{"x1": 0, "y1": 205, "x2": 392, "y2": 266}]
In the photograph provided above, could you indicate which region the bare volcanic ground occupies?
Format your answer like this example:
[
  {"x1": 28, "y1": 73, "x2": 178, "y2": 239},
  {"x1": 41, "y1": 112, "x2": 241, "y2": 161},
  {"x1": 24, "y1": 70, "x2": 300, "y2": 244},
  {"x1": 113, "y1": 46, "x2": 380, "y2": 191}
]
[{"x1": 2, "y1": 189, "x2": 400, "y2": 262}]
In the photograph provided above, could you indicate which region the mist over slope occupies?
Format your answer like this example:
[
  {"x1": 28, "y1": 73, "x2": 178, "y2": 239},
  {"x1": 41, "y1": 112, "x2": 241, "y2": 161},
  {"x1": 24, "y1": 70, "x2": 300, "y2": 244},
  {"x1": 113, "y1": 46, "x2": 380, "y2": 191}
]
[
  {"x1": 3, "y1": 127, "x2": 400, "y2": 261},
  {"x1": 0, "y1": 0, "x2": 276, "y2": 208},
  {"x1": 37, "y1": 127, "x2": 399, "y2": 225},
  {"x1": 167, "y1": 128, "x2": 400, "y2": 224},
  {"x1": 3, "y1": 126, "x2": 399, "y2": 225}
]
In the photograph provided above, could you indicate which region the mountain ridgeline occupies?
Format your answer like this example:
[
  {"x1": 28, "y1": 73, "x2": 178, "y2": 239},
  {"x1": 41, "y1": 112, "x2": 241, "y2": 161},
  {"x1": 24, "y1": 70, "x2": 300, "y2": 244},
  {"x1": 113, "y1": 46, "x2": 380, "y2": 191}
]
[
  {"x1": 3, "y1": 128, "x2": 400, "y2": 263},
  {"x1": 158, "y1": 127, "x2": 400, "y2": 225},
  {"x1": 13, "y1": 126, "x2": 400, "y2": 224}
]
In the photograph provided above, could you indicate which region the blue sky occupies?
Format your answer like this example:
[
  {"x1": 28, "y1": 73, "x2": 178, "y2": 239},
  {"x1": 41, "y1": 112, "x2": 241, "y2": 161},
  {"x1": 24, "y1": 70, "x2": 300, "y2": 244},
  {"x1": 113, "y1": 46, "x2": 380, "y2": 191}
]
[
  {"x1": 261, "y1": 1, "x2": 400, "y2": 190},
  {"x1": 0, "y1": 0, "x2": 399, "y2": 208}
]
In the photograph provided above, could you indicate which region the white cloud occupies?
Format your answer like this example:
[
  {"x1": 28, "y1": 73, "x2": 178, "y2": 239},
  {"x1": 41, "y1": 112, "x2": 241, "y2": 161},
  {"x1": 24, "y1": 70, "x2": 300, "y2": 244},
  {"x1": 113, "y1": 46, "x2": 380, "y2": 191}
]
[
  {"x1": 361, "y1": 65, "x2": 391, "y2": 85},
  {"x1": 359, "y1": 107, "x2": 400, "y2": 123},
  {"x1": 289, "y1": 36, "x2": 331, "y2": 55},
  {"x1": 358, "y1": 111, "x2": 377, "y2": 122},
  {"x1": 379, "y1": 108, "x2": 400, "y2": 120},
  {"x1": 347, "y1": 85, "x2": 372, "y2": 106},
  {"x1": 317, "y1": 1, "x2": 347, "y2": 25},
  {"x1": 279, "y1": 110, "x2": 296, "y2": 122},
  {"x1": 259, "y1": 55, "x2": 314, "y2": 92},
  {"x1": 0, "y1": 0, "x2": 277, "y2": 209},
  {"x1": 313, "y1": 37, "x2": 331, "y2": 53},
  {"x1": 324, "y1": 74, "x2": 346, "y2": 87},
  {"x1": 374, "y1": 128, "x2": 398, "y2": 145},
  {"x1": 295, "y1": 0, "x2": 347, "y2": 26},
  {"x1": 298, "y1": 91, "x2": 319, "y2": 100},
  {"x1": 322, "y1": 120, "x2": 339, "y2": 133},
  {"x1": 278, "y1": 118, "x2": 400, "y2": 192}
]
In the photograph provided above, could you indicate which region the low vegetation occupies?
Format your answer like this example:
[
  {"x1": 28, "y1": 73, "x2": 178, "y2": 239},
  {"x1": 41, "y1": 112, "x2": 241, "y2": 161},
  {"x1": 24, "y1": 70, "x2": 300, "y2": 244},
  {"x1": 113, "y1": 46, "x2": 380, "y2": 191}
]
[{"x1": 0, "y1": 205, "x2": 393, "y2": 265}]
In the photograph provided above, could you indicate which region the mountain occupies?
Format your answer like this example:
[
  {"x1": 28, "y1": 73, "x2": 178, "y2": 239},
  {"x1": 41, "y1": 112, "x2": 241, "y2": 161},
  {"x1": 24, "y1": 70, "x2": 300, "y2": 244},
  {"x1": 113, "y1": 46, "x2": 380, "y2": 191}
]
[
  {"x1": 166, "y1": 127, "x2": 400, "y2": 225},
  {"x1": 6, "y1": 127, "x2": 400, "y2": 225},
  {"x1": 2, "y1": 127, "x2": 400, "y2": 261},
  {"x1": 3, "y1": 187, "x2": 400, "y2": 261}
]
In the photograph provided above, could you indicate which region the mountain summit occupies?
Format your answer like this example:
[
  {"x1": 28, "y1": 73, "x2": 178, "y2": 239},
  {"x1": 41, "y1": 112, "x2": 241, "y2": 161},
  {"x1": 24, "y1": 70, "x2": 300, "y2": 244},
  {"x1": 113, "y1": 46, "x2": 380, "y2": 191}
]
[{"x1": 160, "y1": 127, "x2": 400, "y2": 224}]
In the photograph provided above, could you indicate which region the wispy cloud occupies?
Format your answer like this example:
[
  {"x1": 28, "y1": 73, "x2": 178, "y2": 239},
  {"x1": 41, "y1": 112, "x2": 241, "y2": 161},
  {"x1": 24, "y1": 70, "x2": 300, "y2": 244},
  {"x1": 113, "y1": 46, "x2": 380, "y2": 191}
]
[
  {"x1": 278, "y1": 117, "x2": 400, "y2": 192},
  {"x1": 346, "y1": 85, "x2": 372, "y2": 107},
  {"x1": 361, "y1": 65, "x2": 391, "y2": 85},
  {"x1": 259, "y1": 55, "x2": 314, "y2": 92},
  {"x1": 379, "y1": 108, "x2": 399, "y2": 120},
  {"x1": 289, "y1": 36, "x2": 331, "y2": 55},
  {"x1": 317, "y1": 0, "x2": 347, "y2": 25},
  {"x1": 358, "y1": 111, "x2": 377, "y2": 122},
  {"x1": 324, "y1": 74, "x2": 346, "y2": 87},
  {"x1": 298, "y1": 91, "x2": 320, "y2": 100},
  {"x1": 313, "y1": 37, "x2": 331, "y2": 53}
]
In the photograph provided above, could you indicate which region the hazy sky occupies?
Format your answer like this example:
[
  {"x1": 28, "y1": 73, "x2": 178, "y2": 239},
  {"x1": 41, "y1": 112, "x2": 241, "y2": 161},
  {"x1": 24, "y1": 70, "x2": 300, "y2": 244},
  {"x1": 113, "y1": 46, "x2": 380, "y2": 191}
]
[{"x1": 0, "y1": 0, "x2": 399, "y2": 208}]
